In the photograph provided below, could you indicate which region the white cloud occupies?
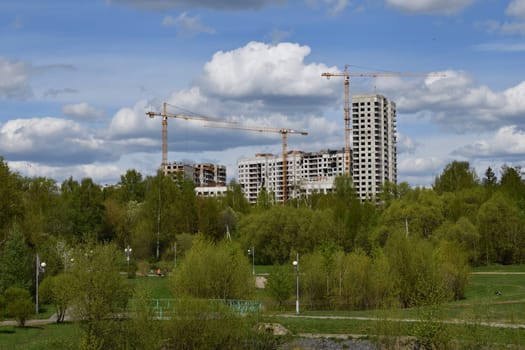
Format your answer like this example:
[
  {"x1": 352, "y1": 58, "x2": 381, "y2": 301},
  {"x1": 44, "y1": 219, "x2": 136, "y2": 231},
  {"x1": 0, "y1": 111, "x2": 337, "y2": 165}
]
[
  {"x1": 199, "y1": 41, "x2": 339, "y2": 108},
  {"x1": 375, "y1": 70, "x2": 525, "y2": 131},
  {"x1": 398, "y1": 156, "x2": 444, "y2": 175},
  {"x1": 162, "y1": 13, "x2": 215, "y2": 36},
  {"x1": 453, "y1": 125, "x2": 525, "y2": 159},
  {"x1": 397, "y1": 132, "x2": 418, "y2": 154},
  {"x1": 107, "y1": 100, "x2": 158, "y2": 139},
  {"x1": 507, "y1": 0, "x2": 525, "y2": 19},
  {"x1": 385, "y1": 0, "x2": 474, "y2": 15},
  {"x1": 108, "y1": 0, "x2": 285, "y2": 10},
  {"x1": 0, "y1": 117, "x2": 115, "y2": 165},
  {"x1": 0, "y1": 57, "x2": 32, "y2": 99},
  {"x1": 62, "y1": 102, "x2": 106, "y2": 121}
]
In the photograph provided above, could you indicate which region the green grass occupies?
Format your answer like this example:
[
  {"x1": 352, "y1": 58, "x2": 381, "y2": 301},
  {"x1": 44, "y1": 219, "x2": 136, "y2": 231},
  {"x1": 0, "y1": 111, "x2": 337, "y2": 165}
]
[
  {"x1": 127, "y1": 276, "x2": 173, "y2": 299},
  {"x1": 0, "y1": 323, "x2": 80, "y2": 350},
  {"x1": 472, "y1": 264, "x2": 525, "y2": 273}
]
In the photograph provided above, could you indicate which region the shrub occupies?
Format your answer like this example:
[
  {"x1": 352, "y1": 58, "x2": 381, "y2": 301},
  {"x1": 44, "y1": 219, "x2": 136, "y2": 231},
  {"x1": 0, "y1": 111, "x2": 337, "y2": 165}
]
[{"x1": 4, "y1": 287, "x2": 34, "y2": 326}]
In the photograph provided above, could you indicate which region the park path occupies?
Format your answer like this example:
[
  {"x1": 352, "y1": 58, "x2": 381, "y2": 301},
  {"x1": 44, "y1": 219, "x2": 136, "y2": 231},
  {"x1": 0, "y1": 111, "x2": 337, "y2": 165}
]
[
  {"x1": 273, "y1": 314, "x2": 525, "y2": 330},
  {"x1": 0, "y1": 313, "x2": 61, "y2": 327}
]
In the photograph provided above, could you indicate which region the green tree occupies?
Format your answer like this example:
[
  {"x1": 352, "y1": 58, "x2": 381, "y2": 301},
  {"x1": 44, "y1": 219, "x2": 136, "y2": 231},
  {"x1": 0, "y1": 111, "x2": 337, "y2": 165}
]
[
  {"x1": 19, "y1": 176, "x2": 60, "y2": 247},
  {"x1": 69, "y1": 243, "x2": 131, "y2": 349},
  {"x1": 0, "y1": 157, "x2": 23, "y2": 242},
  {"x1": 0, "y1": 224, "x2": 33, "y2": 294},
  {"x1": 171, "y1": 237, "x2": 253, "y2": 300},
  {"x1": 58, "y1": 177, "x2": 105, "y2": 242},
  {"x1": 482, "y1": 166, "x2": 497, "y2": 187},
  {"x1": 434, "y1": 217, "x2": 480, "y2": 264},
  {"x1": 223, "y1": 180, "x2": 250, "y2": 214},
  {"x1": 436, "y1": 240, "x2": 469, "y2": 300},
  {"x1": 39, "y1": 273, "x2": 75, "y2": 323},
  {"x1": 266, "y1": 265, "x2": 295, "y2": 310},
  {"x1": 3, "y1": 287, "x2": 34, "y2": 327},
  {"x1": 478, "y1": 192, "x2": 523, "y2": 264},
  {"x1": 117, "y1": 169, "x2": 145, "y2": 203},
  {"x1": 433, "y1": 161, "x2": 478, "y2": 194}
]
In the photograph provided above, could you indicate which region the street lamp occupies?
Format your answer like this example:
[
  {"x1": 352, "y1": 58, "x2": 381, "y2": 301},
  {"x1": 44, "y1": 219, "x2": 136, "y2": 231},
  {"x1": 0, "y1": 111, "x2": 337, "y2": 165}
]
[
  {"x1": 35, "y1": 254, "x2": 46, "y2": 315},
  {"x1": 125, "y1": 245, "x2": 132, "y2": 278},
  {"x1": 125, "y1": 245, "x2": 132, "y2": 265},
  {"x1": 248, "y1": 247, "x2": 255, "y2": 275},
  {"x1": 293, "y1": 253, "x2": 299, "y2": 315}
]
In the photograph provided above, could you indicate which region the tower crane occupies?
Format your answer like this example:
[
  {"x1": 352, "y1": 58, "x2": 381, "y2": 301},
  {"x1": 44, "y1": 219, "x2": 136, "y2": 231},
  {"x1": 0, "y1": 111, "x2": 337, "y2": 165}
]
[
  {"x1": 146, "y1": 102, "x2": 226, "y2": 168},
  {"x1": 205, "y1": 123, "x2": 308, "y2": 204},
  {"x1": 321, "y1": 65, "x2": 445, "y2": 177}
]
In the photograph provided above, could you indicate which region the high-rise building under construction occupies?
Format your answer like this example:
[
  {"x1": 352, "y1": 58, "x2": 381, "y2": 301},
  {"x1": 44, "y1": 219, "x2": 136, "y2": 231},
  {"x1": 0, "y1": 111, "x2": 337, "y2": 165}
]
[{"x1": 351, "y1": 94, "x2": 397, "y2": 200}]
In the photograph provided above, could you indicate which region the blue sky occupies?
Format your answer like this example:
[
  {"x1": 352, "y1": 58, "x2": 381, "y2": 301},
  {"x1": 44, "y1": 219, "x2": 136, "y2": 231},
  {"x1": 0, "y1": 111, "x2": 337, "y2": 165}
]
[{"x1": 1, "y1": 0, "x2": 524, "y2": 186}]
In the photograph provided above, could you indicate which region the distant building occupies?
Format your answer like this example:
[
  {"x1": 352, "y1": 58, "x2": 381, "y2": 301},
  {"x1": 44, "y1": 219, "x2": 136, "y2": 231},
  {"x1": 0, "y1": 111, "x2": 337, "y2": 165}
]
[
  {"x1": 237, "y1": 149, "x2": 345, "y2": 203},
  {"x1": 351, "y1": 94, "x2": 397, "y2": 200},
  {"x1": 237, "y1": 94, "x2": 397, "y2": 203},
  {"x1": 162, "y1": 162, "x2": 227, "y2": 197}
]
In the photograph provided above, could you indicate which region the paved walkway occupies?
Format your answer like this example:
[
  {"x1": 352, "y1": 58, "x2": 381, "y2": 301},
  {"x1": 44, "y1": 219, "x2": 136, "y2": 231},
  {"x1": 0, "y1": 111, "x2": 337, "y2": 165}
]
[
  {"x1": 0, "y1": 313, "x2": 64, "y2": 327},
  {"x1": 273, "y1": 314, "x2": 525, "y2": 329}
]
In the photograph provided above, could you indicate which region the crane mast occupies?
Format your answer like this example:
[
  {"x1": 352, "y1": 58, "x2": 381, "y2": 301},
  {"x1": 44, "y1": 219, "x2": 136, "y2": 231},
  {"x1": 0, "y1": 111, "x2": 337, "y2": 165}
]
[
  {"x1": 322, "y1": 66, "x2": 445, "y2": 178},
  {"x1": 205, "y1": 123, "x2": 308, "y2": 204},
  {"x1": 146, "y1": 102, "x2": 225, "y2": 168}
]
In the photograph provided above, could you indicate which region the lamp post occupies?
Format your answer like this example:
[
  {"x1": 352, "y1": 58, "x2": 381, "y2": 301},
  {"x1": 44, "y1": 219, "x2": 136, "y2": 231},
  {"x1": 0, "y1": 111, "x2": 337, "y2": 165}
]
[
  {"x1": 248, "y1": 247, "x2": 255, "y2": 275},
  {"x1": 125, "y1": 245, "x2": 132, "y2": 265},
  {"x1": 292, "y1": 253, "x2": 299, "y2": 315},
  {"x1": 125, "y1": 245, "x2": 132, "y2": 277},
  {"x1": 35, "y1": 254, "x2": 46, "y2": 315}
]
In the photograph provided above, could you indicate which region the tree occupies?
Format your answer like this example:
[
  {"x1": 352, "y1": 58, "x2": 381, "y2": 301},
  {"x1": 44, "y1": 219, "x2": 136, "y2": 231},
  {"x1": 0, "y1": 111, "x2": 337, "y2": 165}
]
[
  {"x1": 117, "y1": 169, "x2": 145, "y2": 203},
  {"x1": 433, "y1": 161, "x2": 478, "y2": 194},
  {"x1": 478, "y1": 192, "x2": 523, "y2": 264},
  {"x1": 0, "y1": 224, "x2": 33, "y2": 294},
  {"x1": 482, "y1": 166, "x2": 497, "y2": 187},
  {"x1": 39, "y1": 273, "x2": 75, "y2": 323},
  {"x1": 3, "y1": 287, "x2": 34, "y2": 327},
  {"x1": 171, "y1": 237, "x2": 253, "y2": 300},
  {"x1": 266, "y1": 265, "x2": 295, "y2": 310},
  {"x1": 0, "y1": 157, "x2": 23, "y2": 242},
  {"x1": 69, "y1": 243, "x2": 131, "y2": 349}
]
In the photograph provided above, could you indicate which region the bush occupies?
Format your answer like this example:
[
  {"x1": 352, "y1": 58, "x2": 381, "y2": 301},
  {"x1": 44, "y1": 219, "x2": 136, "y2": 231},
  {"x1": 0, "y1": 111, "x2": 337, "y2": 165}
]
[
  {"x1": 162, "y1": 298, "x2": 278, "y2": 350},
  {"x1": 4, "y1": 287, "x2": 34, "y2": 326}
]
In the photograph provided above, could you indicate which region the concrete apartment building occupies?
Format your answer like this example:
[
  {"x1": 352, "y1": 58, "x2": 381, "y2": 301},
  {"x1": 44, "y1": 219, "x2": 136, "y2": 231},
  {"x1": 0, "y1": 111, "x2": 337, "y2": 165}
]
[
  {"x1": 351, "y1": 94, "x2": 397, "y2": 200},
  {"x1": 237, "y1": 149, "x2": 345, "y2": 203},
  {"x1": 237, "y1": 94, "x2": 397, "y2": 203},
  {"x1": 162, "y1": 162, "x2": 227, "y2": 189}
]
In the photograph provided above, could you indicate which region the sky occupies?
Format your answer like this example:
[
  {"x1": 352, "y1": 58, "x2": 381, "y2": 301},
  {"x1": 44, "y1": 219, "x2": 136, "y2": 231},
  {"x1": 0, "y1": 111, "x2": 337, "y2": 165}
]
[{"x1": 1, "y1": 0, "x2": 524, "y2": 187}]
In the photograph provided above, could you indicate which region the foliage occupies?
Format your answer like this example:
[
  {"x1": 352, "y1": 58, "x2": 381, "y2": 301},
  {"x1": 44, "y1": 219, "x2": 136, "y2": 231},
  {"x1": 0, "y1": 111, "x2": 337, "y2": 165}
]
[
  {"x1": 39, "y1": 273, "x2": 76, "y2": 323},
  {"x1": 69, "y1": 243, "x2": 131, "y2": 349},
  {"x1": 266, "y1": 264, "x2": 295, "y2": 309},
  {"x1": 3, "y1": 287, "x2": 34, "y2": 327},
  {"x1": 171, "y1": 236, "x2": 253, "y2": 299},
  {"x1": 0, "y1": 224, "x2": 33, "y2": 294},
  {"x1": 162, "y1": 298, "x2": 278, "y2": 350},
  {"x1": 433, "y1": 161, "x2": 478, "y2": 194},
  {"x1": 0, "y1": 157, "x2": 23, "y2": 242}
]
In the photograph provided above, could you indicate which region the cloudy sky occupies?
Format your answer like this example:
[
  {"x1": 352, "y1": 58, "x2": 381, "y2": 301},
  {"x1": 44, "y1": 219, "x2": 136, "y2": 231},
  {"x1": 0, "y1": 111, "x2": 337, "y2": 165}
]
[{"x1": 1, "y1": 0, "x2": 524, "y2": 186}]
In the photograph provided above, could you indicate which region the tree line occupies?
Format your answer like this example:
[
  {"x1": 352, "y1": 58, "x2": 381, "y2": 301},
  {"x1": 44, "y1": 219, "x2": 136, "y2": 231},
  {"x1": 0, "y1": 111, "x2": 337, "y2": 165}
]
[{"x1": 1, "y1": 157, "x2": 525, "y2": 310}]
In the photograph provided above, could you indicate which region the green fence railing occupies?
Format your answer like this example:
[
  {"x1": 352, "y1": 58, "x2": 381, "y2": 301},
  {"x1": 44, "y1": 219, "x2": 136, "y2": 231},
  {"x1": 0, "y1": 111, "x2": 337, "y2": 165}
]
[{"x1": 128, "y1": 298, "x2": 261, "y2": 320}]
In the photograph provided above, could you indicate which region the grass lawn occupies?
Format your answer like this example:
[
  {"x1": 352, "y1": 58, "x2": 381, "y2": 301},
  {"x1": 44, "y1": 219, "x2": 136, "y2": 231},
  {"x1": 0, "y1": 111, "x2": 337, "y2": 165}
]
[
  {"x1": 127, "y1": 275, "x2": 173, "y2": 299},
  {"x1": 0, "y1": 323, "x2": 80, "y2": 350}
]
